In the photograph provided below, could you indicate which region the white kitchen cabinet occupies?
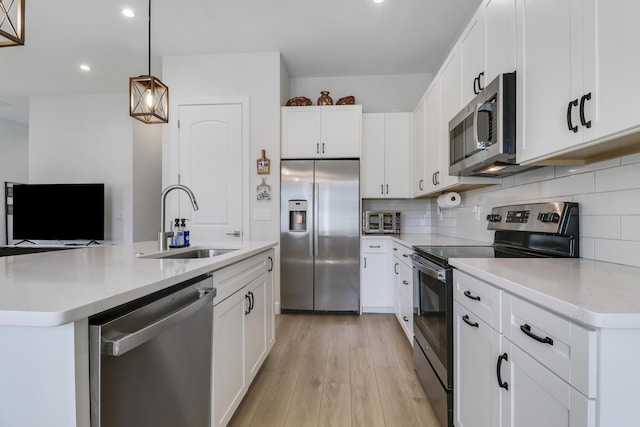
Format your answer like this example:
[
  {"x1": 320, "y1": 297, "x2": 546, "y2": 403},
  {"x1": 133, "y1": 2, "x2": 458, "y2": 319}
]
[
  {"x1": 281, "y1": 105, "x2": 362, "y2": 159},
  {"x1": 361, "y1": 238, "x2": 392, "y2": 312},
  {"x1": 460, "y1": 0, "x2": 517, "y2": 106},
  {"x1": 516, "y1": 0, "x2": 640, "y2": 165},
  {"x1": 454, "y1": 302, "x2": 503, "y2": 427},
  {"x1": 362, "y1": 113, "x2": 413, "y2": 198},
  {"x1": 412, "y1": 93, "x2": 428, "y2": 196},
  {"x1": 212, "y1": 249, "x2": 275, "y2": 427},
  {"x1": 392, "y1": 241, "x2": 414, "y2": 343},
  {"x1": 501, "y1": 340, "x2": 595, "y2": 427}
]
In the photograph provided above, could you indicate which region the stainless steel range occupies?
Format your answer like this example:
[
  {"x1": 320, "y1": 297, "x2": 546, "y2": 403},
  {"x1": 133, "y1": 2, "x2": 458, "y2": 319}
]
[{"x1": 410, "y1": 202, "x2": 579, "y2": 427}]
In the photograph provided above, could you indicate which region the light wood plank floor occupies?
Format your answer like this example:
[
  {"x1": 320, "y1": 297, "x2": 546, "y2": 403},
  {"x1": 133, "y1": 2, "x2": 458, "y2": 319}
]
[{"x1": 229, "y1": 313, "x2": 440, "y2": 427}]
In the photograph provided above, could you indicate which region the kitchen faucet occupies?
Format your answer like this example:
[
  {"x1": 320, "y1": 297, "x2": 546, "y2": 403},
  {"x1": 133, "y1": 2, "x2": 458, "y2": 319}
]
[{"x1": 159, "y1": 184, "x2": 199, "y2": 251}]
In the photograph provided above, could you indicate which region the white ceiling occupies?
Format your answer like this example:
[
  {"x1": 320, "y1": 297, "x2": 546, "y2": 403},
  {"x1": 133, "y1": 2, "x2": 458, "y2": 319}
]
[{"x1": 0, "y1": 0, "x2": 482, "y2": 125}]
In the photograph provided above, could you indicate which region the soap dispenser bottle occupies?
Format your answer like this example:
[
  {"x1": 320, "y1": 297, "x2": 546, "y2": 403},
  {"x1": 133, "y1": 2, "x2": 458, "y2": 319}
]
[
  {"x1": 181, "y1": 218, "x2": 190, "y2": 247},
  {"x1": 171, "y1": 218, "x2": 184, "y2": 247}
]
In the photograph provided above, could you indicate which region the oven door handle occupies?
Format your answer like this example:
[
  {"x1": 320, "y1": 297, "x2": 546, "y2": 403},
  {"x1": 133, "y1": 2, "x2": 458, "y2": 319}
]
[{"x1": 410, "y1": 254, "x2": 447, "y2": 282}]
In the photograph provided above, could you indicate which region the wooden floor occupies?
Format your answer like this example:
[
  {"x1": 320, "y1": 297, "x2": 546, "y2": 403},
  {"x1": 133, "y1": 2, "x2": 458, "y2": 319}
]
[{"x1": 228, "y1": 313, "x2": 440, "y2": 427}]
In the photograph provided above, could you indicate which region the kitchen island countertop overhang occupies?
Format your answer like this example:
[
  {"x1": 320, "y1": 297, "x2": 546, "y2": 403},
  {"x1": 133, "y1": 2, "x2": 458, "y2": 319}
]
[{"x1": 0, "y1": 240, "x2": 278, "y2": 327}]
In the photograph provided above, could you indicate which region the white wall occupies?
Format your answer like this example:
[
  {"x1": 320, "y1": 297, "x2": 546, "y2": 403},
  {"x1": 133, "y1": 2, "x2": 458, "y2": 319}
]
[
  {"x1": 29, "y1": 94, "x2": 134, "y2": 244},
  {"x1": 132, "y1": 122, "x2": 162, "y2": 242},
  {"x1": 290, "y1": 73, "x2": 433, "y2": 113},
  {"x1": 162, "y1": 51, "x2": 284, "y2": 308},
  {"x1": 432, "y1": 153, "x2": 640, "y2": 268},
  {"x1": 0, "y1": 118, "x2": 29, "y2": 244}
]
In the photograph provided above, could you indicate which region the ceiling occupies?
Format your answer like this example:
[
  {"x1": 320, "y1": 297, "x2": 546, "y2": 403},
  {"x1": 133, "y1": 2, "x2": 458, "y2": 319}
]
[{"x1": 0, "y1": 0, "x2": 482, "y2": 125}]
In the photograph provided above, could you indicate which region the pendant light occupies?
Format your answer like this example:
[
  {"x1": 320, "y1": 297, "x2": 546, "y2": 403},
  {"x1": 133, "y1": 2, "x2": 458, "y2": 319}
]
[
  {"x1": 0, "y1": 0, "x2": 25, "y2": 47},
  {"x1": 129, "y1": 0, "x2": 169, "y2": 124}
]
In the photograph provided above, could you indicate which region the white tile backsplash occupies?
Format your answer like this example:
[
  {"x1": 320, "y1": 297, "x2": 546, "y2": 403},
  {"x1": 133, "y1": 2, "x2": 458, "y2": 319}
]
[{"x1": 428, "y1": 155, "x2": 640, "y2": 267}]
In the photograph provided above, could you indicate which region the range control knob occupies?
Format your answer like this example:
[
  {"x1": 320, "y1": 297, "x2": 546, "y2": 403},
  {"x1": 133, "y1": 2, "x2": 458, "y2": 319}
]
[
  {"x1": 486, "y1": 214, "x2": 502, "y2": 222},
  {"x1": 538, "y1": 212, "x2": 560, "y2": 223}
]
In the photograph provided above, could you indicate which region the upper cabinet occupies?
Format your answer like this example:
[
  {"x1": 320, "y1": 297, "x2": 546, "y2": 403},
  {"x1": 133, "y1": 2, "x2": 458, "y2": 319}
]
[
  {"x1": 362, "y1": 113, "x2": 413, "y2": 199},
  {"x1": 281, "y1": 105, "x2": 362, "y2": 159},
  {"x1": 517, "y1": 0, "x2": 640, "y2": 165},
  {"x1": 460, "y1": 0, "x2": 516, "y2": 106}
]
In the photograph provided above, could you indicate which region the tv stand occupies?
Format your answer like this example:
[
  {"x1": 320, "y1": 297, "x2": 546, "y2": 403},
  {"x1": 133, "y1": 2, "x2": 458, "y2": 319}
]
[{"x1": 14, "y1": 240, "x2": 36, "y2": 245}]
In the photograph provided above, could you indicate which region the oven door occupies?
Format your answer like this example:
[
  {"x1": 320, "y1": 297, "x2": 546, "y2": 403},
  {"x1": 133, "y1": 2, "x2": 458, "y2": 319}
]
[{"x1": 411, "y1": 254, "x2": 453, "y2": 389}]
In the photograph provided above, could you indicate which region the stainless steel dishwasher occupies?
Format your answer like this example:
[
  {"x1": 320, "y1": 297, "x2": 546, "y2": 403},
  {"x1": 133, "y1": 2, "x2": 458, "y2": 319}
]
[{"x1": 89, "y1": 273, "x2": 215, "y2": 427}]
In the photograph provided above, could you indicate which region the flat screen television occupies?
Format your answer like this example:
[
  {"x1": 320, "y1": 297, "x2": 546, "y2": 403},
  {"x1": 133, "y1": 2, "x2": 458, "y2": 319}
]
[{"x1": 12, "y1": 183, "x2": 105, "y2": 242}]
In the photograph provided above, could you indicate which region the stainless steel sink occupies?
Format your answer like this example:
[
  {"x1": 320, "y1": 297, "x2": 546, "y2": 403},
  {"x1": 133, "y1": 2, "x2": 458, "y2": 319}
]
[{"x1": 139, "y1": 248, "x2": 238, "y2": 259}]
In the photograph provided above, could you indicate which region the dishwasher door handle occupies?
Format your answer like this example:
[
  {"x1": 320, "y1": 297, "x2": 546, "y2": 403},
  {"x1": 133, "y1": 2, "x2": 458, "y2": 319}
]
[{"x1": 102, "y1": 287, "x2": 215, "y2": 357}]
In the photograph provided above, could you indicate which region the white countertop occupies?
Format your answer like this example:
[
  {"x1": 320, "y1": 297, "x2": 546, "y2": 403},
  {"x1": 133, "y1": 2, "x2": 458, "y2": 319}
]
[
  {"x1": 450, "y1": 257, "x2": 640, "y2": 329},
  {"x1": 0, "y1": 241, "x2": 277, "y2": 327}
]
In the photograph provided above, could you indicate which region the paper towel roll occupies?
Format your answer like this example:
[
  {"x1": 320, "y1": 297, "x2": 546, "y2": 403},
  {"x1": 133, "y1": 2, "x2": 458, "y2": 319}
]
[{"x1": 437, "y1": 192, "x2": 461, "y2": 208}]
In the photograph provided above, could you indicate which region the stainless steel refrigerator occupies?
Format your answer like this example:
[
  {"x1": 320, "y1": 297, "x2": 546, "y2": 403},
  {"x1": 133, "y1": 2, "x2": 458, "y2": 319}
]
[{"x1": 280, "y1": 159, "x2": 360, "y2": 312}]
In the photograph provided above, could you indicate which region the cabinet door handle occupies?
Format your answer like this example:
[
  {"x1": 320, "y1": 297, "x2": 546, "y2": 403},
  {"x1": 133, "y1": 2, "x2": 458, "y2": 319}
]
[
  {"x1": 432, "y1": 173, "x2": 436, "y2": 186},
  {"x1": 496, "y1": 353, "x2": 509, "y2": 390},
  {"x1": 567, "y1": 99, "x2": 579, "y2": 133},
  {"x1": 363, "y1": 256, "x2": 367, "y2": 268},
  {"x1": 402, "y1": 280, "x2": 409, "y2": 286},
  {"x1": 250, "y1": 291, "x2": 254, "y2": 312},
  {"x1": 316, "y1": 143, "x2": 320, "y2": 154},
  {"x1": 436, "y1": 171, "x2": 440, "y2": 185},
  {"x1": 579, "y1": 92, "x2": 592, "y2": 128},
  {"x1": 381, "y1": 184, "x2": 384, "y2": 195},
  {"x1": 386, "y1": 184, "x2": 389, "y2": 194},
  {"x1": 463, "y1": 290, "x2": 481, "y2": 301},
  {"x1": 477, "y1": 71, "x2": 485, "y2": 91},
  {"x1": 520, "y1": 324, "x2": 554, "y2": 345},
  {"x1": 402, "y1": 316, "x2": 409, "y2": 322},
  {"x1": 245, "y1": 294, "x2": 251, "y2": 315},
  {"x1": 268, "y1": 256, "x2": 274, "y2": 272},
  {"x1": 402, "y1": 253, "x2": 409, "y2": 258},
  {"x1": 473, "y1": 76, "x2": 479, "y2": 95},
  {"x1": 462, "y1": 314, "x2": 479, "y2": 328},
  {"x1": 419, "y1": 179, "x2": 424, "y2": 191},
  {"x1": 322, "y1": 143, "x2": 325, "y2": 154},
  {"x1": 394, "y1": 262, "x2": 399, "y2": 275}
]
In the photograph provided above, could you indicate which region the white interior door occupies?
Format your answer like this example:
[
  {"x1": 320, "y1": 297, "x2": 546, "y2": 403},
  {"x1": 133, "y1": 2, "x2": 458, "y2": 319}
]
[{"x1": 178, "y1": 104, "x2": 243, "y2": 244}]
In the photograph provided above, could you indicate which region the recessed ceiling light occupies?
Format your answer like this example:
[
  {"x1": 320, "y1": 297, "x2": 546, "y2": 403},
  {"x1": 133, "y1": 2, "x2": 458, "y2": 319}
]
[
  {"x1": 122, "y1": 8, "x2": 135, "y2": 18},
  {"x1": 374, "y1": 0, "x2": 384, "y2": 3},
  {"x1": 80, "y1": 64, "x2": 91, "y2": 71}
]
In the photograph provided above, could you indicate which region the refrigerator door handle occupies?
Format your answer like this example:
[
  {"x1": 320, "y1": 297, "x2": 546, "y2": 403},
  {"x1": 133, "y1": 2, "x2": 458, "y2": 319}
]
[{"x1": 314, "y1": 183, "x2": 319, "y2": 256}]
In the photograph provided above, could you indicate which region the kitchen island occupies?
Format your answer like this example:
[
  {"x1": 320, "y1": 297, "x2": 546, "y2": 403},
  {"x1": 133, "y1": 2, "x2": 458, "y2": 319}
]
[{"x1": 0, "y1": 241, "x2": 277, "y2": 427}]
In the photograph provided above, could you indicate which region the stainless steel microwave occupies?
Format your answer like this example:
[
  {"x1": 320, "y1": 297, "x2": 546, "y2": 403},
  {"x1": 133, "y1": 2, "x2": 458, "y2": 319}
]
[
  {"x1": 363, "y1": 211, "x2": 400, "y2": 234},
  {"x1": 448, "y1": 72, "x2": 532, "y2": 177}
]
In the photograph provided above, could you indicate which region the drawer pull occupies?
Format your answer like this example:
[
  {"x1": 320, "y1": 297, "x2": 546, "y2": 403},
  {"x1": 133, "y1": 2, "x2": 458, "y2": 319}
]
[
  {"x1": 402, "y1": 316, "x2": 409, "y2": 322},
  {"x1": 369, "y1": 245, "x2": 381, "y2": 249},
  {"x1": 496, "y1": 353, "x2": 509, "y2": 390},
  {"x1": 402, "y1": 280, "x2": 409, "y2": 286},
  {"x1": 520, "y1": 323, "x2": 554, "y2": 346},
  {"x1": 464, "y1": 290, "x2": 481, "y2": 301},
  {"x1": 402, "y1": 253, "x2": 409, "y2": 258},
  {"x1": 462, "y1": 314, "x2": 479, "y2": 328}
]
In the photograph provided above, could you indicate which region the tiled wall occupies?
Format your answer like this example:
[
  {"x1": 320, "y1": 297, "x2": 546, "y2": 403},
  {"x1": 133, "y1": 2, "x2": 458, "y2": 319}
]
[{"x1": 431, "y1": 152, "x2": 640, "y2": 268}]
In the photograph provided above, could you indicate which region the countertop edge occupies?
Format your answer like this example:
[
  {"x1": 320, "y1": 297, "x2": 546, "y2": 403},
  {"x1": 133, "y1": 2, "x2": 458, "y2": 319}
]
[{"x1": 0, "y1": 241, "x2": 278, "y2": 328}]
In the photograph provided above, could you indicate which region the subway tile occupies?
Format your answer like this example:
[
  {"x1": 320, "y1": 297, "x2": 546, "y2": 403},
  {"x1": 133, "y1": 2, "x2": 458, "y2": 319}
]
[
  {"x1": 594, "y1": 239, "x2": 640, "y2": 268},
  {"x1": 579, "y1": 237, "x2": 595, "y2": 260},
  {"x1": 573, "y1": 189, "x2": 640, "y2": 215},
  {"x1": 514, "y1": 166, "x2": 555, "y2": 185},
  {"x1": 503, "y1": 182, "x2": 540, "y2": 201},
  {"x1": 539, "y1": 172, "x2": 594, "y2": 198},
  {"x1": 580, "y1": 215, "x2": 620, "y2": 239},
  {"x1": 621, "y1": 152, "x2": 640, "y2": 165},
  {"x1": 621, "y1": 216, "x2": 640, "y2": 241},
  {"x1": 595, "y1": 161, "x2": 640, "y2": 192},
  {"x1": 555, "y1": 158, "x2": 620, "y2": 178}
]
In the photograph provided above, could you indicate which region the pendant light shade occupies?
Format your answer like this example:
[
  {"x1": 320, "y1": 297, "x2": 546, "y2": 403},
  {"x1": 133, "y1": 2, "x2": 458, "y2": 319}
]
[
  {"x1": 129, "y1": 0, "x2": 169, "y2": 124},
  {"x1": 0, "y1": 0, "x2": 25, "y2": 47}
]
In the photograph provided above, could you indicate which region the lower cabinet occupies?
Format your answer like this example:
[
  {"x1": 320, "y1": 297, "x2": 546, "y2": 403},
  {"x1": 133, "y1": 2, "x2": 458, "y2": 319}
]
[
  {"x1": 212, "y1": 249, "x2": 275, "y2": 427},
  {"x1": 454, "y1": 269, "x2": 596, "y2": 427},
  {"x1": 454, "y1": 301, "x2": 502, "y2": 427},
  {"x1": 361, "y1": 237, "x2": 392, "y2": 312},
  {"x1": 392, "y1": 240, "x2": 414, "y2": 343}
]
